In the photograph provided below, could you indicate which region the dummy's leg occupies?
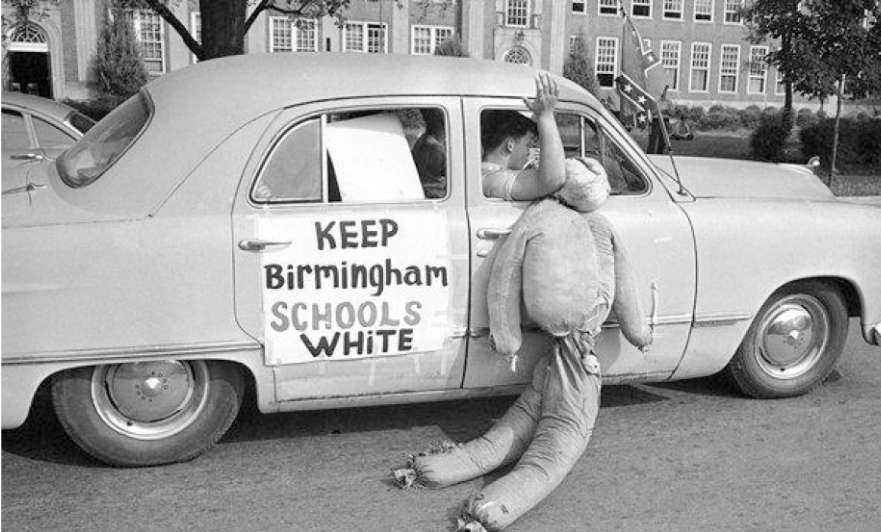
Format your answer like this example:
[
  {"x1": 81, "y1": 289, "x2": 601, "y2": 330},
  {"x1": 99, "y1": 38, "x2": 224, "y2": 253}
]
[
  {"x1": 458, "y1": 333, "x2": 601, "y2": 531},
  {"x1": 396, "y1": 356, "x2": 550, "y2": 489}
]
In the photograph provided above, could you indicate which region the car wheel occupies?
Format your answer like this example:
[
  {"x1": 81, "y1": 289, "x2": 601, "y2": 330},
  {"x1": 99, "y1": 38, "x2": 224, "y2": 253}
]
[
  {"x1": 52, "y1": 360, "x2": 244, "y2": 466},
  {"x1": 726, "y1": 281, "x2": 847, "y2": 398}
]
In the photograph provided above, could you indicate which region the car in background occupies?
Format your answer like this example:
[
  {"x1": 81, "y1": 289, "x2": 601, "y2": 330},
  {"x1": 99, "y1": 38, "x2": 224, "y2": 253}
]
[
  {"x1": 2, "y1": 54, "x2": 880, "y2": 467},
  {"x1": 2, "y1": 91, "x2": 95, "y2": 211}
]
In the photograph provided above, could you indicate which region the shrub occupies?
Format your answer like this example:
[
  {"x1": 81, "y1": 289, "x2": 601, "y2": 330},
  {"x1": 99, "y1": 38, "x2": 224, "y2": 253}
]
[
  {"x1": 750, "y1": 112, "x2": 792, "y2": 161},
  {"x1": 800, "y1": 118, "x2": 881, "y2": 169},
  {"x1": 93, "y1": 7, "x2": 147, "y2": 100},
  {"x1": 699, "y1": 105, "x2": 741, "y2": 130},
  {"x1": 795, "y1": 107, "x2": 816, "y2": 128},
  {"x1": 562, "y1": 34, "x2": 600, "y2": 98},
  {"x1": 740, "y1": 105, "x2": 763, "y2": 129},
  {"x1": 434, "y1": 37, "x2": 469, "y2": 57}
]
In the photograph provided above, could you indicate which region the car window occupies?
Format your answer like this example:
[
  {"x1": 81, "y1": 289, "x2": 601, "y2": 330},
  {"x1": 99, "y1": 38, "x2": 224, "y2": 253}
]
[
  {"x1": 254, "y1": 118, "x2": 322, "y2": 203},
  {"x1": 252, "y1": 106, "x2": 449, "y2": 204},
  {"x1": 2, "y1": 110, "x2": 30, "y2": 151},
  {"x1": 32, "y1": 116, "x2": 76, "y2": 150},
  {"x1": 67, "y1": 111, "x2": 96, "y2": 135},
  {"x1": 559, "y1": 111, "x2": 648, "y2": 196},
  {"x1": 58, "y1": 93, "x2": 151, "y2": 188}
]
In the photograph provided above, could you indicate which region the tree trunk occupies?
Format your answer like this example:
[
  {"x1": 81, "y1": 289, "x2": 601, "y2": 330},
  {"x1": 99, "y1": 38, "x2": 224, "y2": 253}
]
[
  {"x1": 201, "y1": 0, "x2": 247, "y2": 59},
  {"x1": 829, "y1": 74, "x2": 845, "y2": 188}
]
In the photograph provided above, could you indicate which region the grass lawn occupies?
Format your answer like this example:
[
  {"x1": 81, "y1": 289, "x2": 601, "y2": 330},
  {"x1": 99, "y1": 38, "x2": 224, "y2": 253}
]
[{"x1": 628, "y1": 128, "x2": 881, "y2": 196}]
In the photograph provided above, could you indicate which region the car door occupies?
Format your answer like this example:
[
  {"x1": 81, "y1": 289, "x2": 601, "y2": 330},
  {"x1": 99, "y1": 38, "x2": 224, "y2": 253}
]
[
  {"x1": 232, "y1": 97, "x2": 469, "y2": 402},
  {"x1": 462, "y1": 97, "x2": 696, "y2": 388}
]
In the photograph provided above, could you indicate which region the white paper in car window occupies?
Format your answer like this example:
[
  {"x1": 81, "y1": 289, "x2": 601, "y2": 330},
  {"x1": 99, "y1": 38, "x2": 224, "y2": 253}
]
[{"x1": 324, "y1": 113, "x2": 425, "y2": 201}]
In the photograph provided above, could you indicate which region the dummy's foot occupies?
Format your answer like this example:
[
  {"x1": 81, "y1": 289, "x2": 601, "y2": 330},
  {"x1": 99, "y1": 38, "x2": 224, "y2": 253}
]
[
  {"x1": 455, "y1": 518, "x2": 488, "y2": 532},
  {"x1": 392, "y1": 467, "x2": 417, "y2": 489}
]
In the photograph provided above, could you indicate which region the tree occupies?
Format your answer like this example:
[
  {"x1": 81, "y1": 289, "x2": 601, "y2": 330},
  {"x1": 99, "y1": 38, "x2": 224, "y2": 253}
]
[
  {"x1": 130, "y1": 0, "x2": 353, "y2": 61},
  {"x1": 93, "y1": 5, "x2": 148, "y2": 101},
  {"x1": 562, "y1": 34, "x2": 599, "y2": 98},
  {"x1": 742, "y1": 0, "x2": 811, "y2": 126},
  {"x1": 792, "y1": 1, "x2": 880, "y2": 182}
]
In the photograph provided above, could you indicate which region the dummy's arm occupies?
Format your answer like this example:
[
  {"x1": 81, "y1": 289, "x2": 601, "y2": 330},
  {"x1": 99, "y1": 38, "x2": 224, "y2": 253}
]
[
  {"x1": 487, "y1": 223, "x2": 531, "y2": 357},
  {"x1": 609, "y1": 226, "x2": 653, "y2": 349}
]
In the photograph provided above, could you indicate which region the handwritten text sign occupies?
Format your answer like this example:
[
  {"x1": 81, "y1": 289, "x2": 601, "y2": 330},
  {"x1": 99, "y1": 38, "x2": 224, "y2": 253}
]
[{"x1": 259, "y1": 211, "x2": 452, "y2": 365}]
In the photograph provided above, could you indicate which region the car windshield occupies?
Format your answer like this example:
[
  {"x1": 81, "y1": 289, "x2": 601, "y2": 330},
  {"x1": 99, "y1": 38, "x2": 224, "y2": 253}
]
[
  {"x1": 67, "y1": 111, "x2": 96, "y2": 135},
  {"x1": 58, "y1": 93, "x2": 150, "y2": 188}
]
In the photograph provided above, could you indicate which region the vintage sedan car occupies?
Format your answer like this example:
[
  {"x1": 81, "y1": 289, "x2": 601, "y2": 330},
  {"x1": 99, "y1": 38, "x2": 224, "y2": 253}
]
[
  {"x1": 2, "y1": 91, "x2": 95, "y2": 202},
  {"x1": 2, "y1": 54, "x2": 879, "y2": 467}
]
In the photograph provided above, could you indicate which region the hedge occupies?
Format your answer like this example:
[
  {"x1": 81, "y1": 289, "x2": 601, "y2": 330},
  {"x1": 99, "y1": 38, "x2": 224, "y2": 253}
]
[{"x1": 800, "y1": 118, "x2": 881, "y2": 170}]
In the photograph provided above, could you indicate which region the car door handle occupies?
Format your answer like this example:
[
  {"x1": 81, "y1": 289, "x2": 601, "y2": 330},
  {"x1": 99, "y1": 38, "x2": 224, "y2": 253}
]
[
  {"x1": 237, "y1": 239, "x2": 292, "y2": 252},
  {"x1": 477, "y1": 227, "x2": 512, "y2": 239},
  {"x1": 2, "y1": 183, "x2": 46, "y2": 196},
  {"x1": 10, "y1": 152, "x2": 45, "y2": 161}
]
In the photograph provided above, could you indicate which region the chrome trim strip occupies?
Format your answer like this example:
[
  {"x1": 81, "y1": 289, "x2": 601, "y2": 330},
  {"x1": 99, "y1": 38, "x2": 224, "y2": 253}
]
[
  {"x1": 693, "y1": 312, "x2": 752, "y2": 327},
  {"x1": 2, "y1": 341, "x2": 261, "y2": 365}
]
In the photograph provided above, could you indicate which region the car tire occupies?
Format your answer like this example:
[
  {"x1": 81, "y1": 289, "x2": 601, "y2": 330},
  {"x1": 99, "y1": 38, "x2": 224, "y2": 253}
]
[
  {"x1": 51, "y1": 360, "x2": 244, "y2": 466},
  {"x1": 726, "y1": 281, "x2": 847, "y2": 398}
]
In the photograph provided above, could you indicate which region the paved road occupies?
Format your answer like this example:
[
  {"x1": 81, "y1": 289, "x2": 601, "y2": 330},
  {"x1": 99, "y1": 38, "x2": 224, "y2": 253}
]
[{"x1": 3, "y1": 319, "x2": 880, "y2": 532}]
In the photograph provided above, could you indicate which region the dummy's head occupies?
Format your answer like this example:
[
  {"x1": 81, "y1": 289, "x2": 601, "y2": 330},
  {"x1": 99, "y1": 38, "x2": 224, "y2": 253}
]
[{"x1": 556, "y1": 157, "x2": 611, "y2": 212}]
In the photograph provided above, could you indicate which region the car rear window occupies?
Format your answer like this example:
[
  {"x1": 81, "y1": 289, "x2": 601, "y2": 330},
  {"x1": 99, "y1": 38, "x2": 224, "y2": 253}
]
[
  {"x1": 58, "y1": 93, "x2": 150, "y2": 188},
  {"x1": 67, "y1": 111, "x2": 96, "y2": 135}
]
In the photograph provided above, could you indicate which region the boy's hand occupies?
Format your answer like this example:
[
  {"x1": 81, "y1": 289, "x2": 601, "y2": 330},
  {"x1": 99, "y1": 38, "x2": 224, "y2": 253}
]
[{"x1": 523, "y1": 72, "x2": 558, "y2": 118}]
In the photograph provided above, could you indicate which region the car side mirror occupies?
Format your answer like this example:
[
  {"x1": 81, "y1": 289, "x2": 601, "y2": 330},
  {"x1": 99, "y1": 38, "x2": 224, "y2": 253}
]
[{"x1": 806, "y1": 155, "x2": 821, "y2": 170}]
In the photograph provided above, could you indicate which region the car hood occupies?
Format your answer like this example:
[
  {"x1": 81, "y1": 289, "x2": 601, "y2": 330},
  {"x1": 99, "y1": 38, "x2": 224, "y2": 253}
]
[{"x1": 648, "y1": 155, "x2": 835, "y2": 200}]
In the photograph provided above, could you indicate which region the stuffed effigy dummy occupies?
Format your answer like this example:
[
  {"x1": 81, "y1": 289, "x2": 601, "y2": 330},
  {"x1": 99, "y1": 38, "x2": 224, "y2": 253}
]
[{"x1": 393, "y1": 157, "x2": 653, "y2": 532}]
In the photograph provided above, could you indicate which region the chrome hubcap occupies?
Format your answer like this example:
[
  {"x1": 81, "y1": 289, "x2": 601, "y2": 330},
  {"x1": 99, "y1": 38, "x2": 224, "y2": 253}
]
[
  {"x1": 754, "y1": 296, "x2": 829, "y2": 380},
  {"x1": 91, "y1": 360, "x2": 209, "y2": 440}
]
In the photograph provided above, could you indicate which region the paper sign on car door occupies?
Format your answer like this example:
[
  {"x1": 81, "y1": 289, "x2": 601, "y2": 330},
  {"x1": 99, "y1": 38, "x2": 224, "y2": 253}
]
[{"x1": 259, "y1": 210, "x2": 453, "y2": 365}]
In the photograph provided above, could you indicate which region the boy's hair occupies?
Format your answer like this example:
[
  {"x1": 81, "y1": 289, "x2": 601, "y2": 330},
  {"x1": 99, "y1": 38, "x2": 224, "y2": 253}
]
[{"x1": 481, "y1": 110, "x2": 537, "y2": 154}]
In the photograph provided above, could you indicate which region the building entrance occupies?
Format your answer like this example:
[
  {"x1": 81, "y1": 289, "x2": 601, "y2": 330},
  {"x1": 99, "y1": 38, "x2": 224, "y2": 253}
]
[{"x1": 5, "y1": 23, "x2": 52, "y2": 98}]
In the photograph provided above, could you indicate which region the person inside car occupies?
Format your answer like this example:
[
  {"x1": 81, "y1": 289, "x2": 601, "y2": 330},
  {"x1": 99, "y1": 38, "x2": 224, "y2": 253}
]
[
  {"x1": 481, "y1": 73, "x2": 567, "y2": 201},
  {"x1": 411, "y1": 108, "x2": 447, "y2": 199}
]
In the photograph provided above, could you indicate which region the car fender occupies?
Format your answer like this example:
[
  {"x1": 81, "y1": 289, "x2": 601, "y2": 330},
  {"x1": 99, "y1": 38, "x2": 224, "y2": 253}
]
[{"x1": 672, "y1": 198, "x2": 881, "y2": 380}]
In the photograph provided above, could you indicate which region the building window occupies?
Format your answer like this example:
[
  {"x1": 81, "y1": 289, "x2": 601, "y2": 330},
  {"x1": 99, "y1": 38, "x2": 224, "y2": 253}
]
[
  {"x1": 599, "y1": 0, "x2": 619, "y2": 15},
  {"x1": 344, "y1": 21, "x2": 387, "y2": 53},
  {"x1": 572, "y1": 0, "x2": 586, "y2": 14},
  {"x1": 719, "y1": 44, "x2": 740, "y2": 93},
  {"x1": 724, "y1": 0, "x2": 742, "y2": 23},
  {"x1": 694, "y1": 0, "x2": 713, "y2": 22},
  {"x1": 411, "y1": 25, "x2": 454, "y2": 55},
  {"x1": 661, "y1": 40, "x2": 681, "y2": 91},
  {"x1": 689, "y1": 42, "x2": 711, "y2": 92},
  {"x1": 270, "y1": 16, "x2": 292, "y2": 52},
  {"x1": 295, "y1": 19, "x2": 318, "y2": 51},
  {"x1": 569, "y1": 35, "x2": 578, "y2": 54},
  {"x1": 270, "y1": 17, "x2": 318, "y2": 52},
  {"x1": 633, "y1": 0, "x2": 651, "y2": 17},
  {"x1": 505, "y1": 0, "x2": 530, "y2": 27},
  {"x1": 504, "y1": 46, "x2": 531, "y2": 65},
  {"x1": 663, "y1": 0, "x2": 682, "y2": 19},
  {"x1": 129, "y1": 9, "x2": 165, "y2": 75},
  {"x1": 748, "y1": 45, "x2": 768, "y2": 94},
  {"x1": 775, "y1": 70, "x2": 786, "y2": 95},
  {"x1": 595, "y1": 37, "x2": 618, "y2": 88}
]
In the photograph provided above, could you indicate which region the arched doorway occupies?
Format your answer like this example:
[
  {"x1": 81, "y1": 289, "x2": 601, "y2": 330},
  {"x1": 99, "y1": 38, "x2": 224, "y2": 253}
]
[{"x1": 5, "y1": 23, "x2": 52, "y2": 98}]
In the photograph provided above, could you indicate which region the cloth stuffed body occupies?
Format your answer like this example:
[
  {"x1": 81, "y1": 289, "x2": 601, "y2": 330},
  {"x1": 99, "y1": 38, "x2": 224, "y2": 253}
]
[{"x1": 394, "y1": 157, "x2": 653, "y2": 532}]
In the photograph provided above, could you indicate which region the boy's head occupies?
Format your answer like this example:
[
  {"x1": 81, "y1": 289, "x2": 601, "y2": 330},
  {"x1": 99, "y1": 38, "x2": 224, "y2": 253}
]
[
  {"x1": 556, "y1": 157, "x2": 611, "y2": 212},
  {"x1": 481, "y1": 110, "x2": 538, "y2": 168}
]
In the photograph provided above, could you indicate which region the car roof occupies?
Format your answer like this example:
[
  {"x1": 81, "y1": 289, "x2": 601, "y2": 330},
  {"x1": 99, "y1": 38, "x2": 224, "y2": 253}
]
[
  {"x1": 1, "y1": 91, "x2": 78, "y2": 122},
  {"x1": 66, "y1": 53, "x2": 599, "y2": 217},
  {"x1": 146, "y1": 52, "x2": 595, "y2": 128}
]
